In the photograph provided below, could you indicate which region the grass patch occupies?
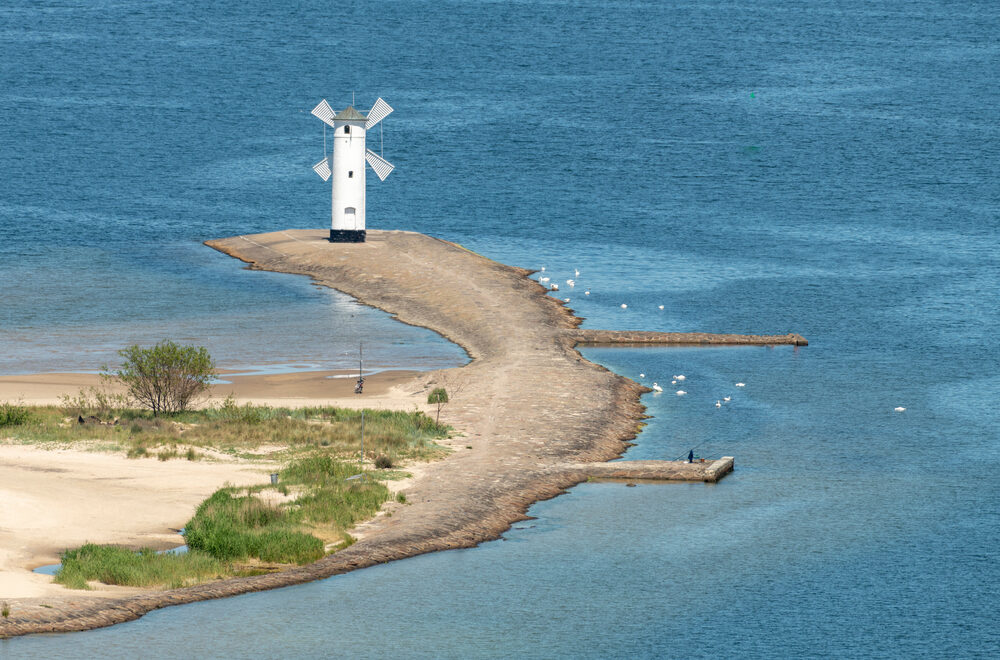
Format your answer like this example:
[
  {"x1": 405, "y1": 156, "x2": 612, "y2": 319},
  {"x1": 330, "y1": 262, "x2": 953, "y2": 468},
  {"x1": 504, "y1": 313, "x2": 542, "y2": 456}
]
[
  {"x1": 184, "y1": 456, "x2": 391, "y2": 565},
  {"x1": 5, "y1": 401, "x2": 450, "y2": 464},
  {"x1": 54, "y1": 544, "x2": 230, "y2": 590}
]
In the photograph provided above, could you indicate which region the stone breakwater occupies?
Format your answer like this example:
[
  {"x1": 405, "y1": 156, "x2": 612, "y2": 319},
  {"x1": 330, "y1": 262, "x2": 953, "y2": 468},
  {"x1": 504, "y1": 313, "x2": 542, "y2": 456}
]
[{"x1": 1, "y1": 230, "x2": 803, "y2": 637}]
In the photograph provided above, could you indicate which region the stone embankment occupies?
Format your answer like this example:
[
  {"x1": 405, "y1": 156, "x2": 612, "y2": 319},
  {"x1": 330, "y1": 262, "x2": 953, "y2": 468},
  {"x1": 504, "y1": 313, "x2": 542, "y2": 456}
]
[
  {"x1": 574, "y1": 330, "x2": 808, "y2": 346},
  {"x1": 1, "y1": 230, "x2": 802, "y2": 637}
]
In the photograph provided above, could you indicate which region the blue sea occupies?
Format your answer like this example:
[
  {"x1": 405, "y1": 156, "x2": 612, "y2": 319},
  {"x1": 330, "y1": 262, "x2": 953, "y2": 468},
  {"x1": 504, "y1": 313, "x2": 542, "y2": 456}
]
[{"x1": 2, "y1": 0, "x2": 998, "y2": 657}]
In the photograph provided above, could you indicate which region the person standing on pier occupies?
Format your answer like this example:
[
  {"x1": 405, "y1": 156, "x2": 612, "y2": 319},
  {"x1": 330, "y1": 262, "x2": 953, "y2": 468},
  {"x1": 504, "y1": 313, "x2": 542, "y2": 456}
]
[{"x1": 688, "y1": 450, "x2": 694, "y2": 463}]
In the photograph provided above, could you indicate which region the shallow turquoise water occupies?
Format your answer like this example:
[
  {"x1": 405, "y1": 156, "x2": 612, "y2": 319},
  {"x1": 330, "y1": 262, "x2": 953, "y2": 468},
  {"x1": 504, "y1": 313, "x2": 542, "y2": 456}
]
[{"x1": 2, "y1": 0, "x2": 998, "y2": 657}]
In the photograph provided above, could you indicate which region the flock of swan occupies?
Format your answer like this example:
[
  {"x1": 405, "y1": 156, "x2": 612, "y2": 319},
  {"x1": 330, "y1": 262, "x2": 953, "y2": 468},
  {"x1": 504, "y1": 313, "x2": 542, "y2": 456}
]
[
  {"x1": 537, "y1": 267, "x2": 906, "y2": 413},
  {"x1": 536, "y1": 265, "x2": 667, "y2": 312}
]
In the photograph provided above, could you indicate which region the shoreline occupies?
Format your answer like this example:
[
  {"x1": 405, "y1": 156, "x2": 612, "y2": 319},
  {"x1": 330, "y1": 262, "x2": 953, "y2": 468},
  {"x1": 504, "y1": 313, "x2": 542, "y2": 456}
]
[{"x1": 1, "y1": 229, "x2": 803, "y2": 637}]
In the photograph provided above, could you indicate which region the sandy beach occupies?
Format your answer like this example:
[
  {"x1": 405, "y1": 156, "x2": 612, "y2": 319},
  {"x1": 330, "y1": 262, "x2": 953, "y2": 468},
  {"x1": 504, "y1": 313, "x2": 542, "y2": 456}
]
[{"x1": 1, "y1": 230, "x2": 799, "y2": 636}]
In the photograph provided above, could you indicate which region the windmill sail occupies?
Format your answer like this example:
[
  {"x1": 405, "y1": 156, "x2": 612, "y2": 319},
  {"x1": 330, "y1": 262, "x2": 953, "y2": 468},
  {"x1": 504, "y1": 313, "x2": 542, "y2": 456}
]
[
  {"x1": 365, "y1": 97, "x2": 393, "y2": 129},
  {"x1": 311, "y1": 99, "x2": 336, "y2": 127},
  {"x1": 312, "y1": 157, "x2": 331, "y2": 181},
  {"x1": 365, "y1": 149, "x2": 394, "y2": 181}
]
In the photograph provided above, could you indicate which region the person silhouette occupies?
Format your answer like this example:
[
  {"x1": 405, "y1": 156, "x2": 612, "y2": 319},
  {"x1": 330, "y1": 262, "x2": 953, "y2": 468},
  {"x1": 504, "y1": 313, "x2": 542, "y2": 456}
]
[{"x1": 688, "y1": 450, "x2": 694, "y2": 463}]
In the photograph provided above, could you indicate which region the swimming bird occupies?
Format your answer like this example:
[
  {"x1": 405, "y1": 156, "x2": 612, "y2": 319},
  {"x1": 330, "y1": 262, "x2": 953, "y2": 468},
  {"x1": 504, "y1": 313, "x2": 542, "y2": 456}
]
[
  {"x1": 652, "y1": 382, "x2": 663, "y2": 392},
  {"x1": 676, "y1": 390, "x2": 687, "y2": 396},
  {"x1": 620, "y1": 303, "x2": 627, "y2": 309},
  {"x1": 567, "y1": 279, "x2": 575, "y2": 287},
  {"x1": 671, "y1": 380, "x2": 677, "y2": 384},
  {"x1": 674, "y1": 375, "x2": 686, "y2": 382},
  {"x1": 658, "y1": 305, "x2": 664, "y2": 310},
  {"x1": 541, "y1": 266, "x2": 545, "y2": 272},
  {"x1": 574, "y1": 269, "x2": 580, "y2": 277},
  {"x1": 584, "y1": 290, "x2": 590, "y2": 295},
  {"x1": 563, "y1": 298, "x2": 571, "y2": 303},
  {"x1": 735, "y1": 382, "x2": 745, "y2": 387},
  {"x1": 551, "y1": 284, "x2": 559, "y2": 291},
  {"x1": 723, "y1": 396, "x2": 731, "y2": 402},
  {"x1": 639, "y1": 373, "x2": 645, "y2": 378},
  {"x1": 716, "y1": 400, "x2": 722, "y2": 408},
  {"x1": 539, "y1": 276, "x2": 550, "y2": 283},
  {"x1": 894, "y1": 406, "x2": 906, "y2": 412}
]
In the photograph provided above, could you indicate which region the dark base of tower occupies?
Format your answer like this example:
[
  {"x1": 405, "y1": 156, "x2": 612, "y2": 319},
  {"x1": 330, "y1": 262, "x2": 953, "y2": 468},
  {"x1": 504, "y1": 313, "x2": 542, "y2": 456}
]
[{"x1": 329, "y1": 229, "x2": 366, "y2": 243}]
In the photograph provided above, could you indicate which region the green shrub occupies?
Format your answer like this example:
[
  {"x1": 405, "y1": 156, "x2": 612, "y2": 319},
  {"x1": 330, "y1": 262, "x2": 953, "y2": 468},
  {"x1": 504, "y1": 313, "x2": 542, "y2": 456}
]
[
  {"x1": 110, "y1": 341, "x2": 216, "y2": 416},
  {"x1": 374, "y1": 454, "x2": 393, "y2": 469},
  {"x1": 0, "y1": 401, "x2": 33, "y2": 427}
]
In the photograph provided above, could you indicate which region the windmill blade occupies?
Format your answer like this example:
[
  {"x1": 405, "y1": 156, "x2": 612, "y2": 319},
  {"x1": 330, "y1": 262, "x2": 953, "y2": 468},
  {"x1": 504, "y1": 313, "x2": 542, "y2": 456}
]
[
  {"x1": 365, "y1": 97, "x2": 393, "y2": 129},
  {"x1": 312, "y1": 157, "x2": 331, "y2": 181},
  {"x1": 365, "y1": 149, "x2": 394, "y2": 181},
  {"x1": 311, "y1": 99, "x2": 336, "y2": 127}
]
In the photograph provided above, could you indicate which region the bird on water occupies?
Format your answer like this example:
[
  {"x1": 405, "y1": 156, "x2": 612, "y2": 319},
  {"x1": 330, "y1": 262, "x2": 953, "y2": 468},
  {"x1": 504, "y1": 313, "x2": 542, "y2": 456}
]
[
  {"x1": 735, "y1": 382, "x2": 746, "y2": 387},
  {"x1": 676, "y1": 390, "x2": 687, "y2": 396},
  {"x1": 894, "y1": 407, "x2": 906, "y2": 412},
  {"x1": 652, "y1": 383, "x2": 663, "y2": 392},
  {"x1": 620, "y1": 303, "x2": 628, "y2": 309},
  {"x1": 716, "y1": 400, "x2": 722, "y2": 408}
]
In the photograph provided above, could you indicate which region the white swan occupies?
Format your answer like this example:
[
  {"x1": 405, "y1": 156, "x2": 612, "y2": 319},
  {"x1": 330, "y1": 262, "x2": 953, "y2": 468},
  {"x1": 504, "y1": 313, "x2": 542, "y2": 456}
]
[
  {"x1": 894, "y1": 407, "x2": 906, "y2": 412},
  {"x1": 639, "y1": 373, "x2": 645, "y2": 378},
  {"x1": 551, "y1": 284, "x2": 559, "y2": 291},
  {"x1": 674, "y1": 375, "x2": 686, "y2": 382},
  {"x1": 723, "y1": 396, "x2": 731, "y2": 402},
  {"x1": 563, "y1": 298, "x2": 570, "y2": 303},
  {"x1": 566, "y1": 279, "x2": 575, "y2": 287},
  {"x1": 651, "y1": 382, "x2": 663, "y2": 392},
  {"x1": 735, "y1": 382, "x2": 746, "y2": 387},
  {"x1": 658, "y1": 305, "x2": 664, "y2": 310},
  {"x1": 539, "y1": 276, "x2": 550, "y2": 283},
  {"x1": 584, "y1": 290, "x2": 590, "y2": 295},
  {"x1": 620, "y1": 303, "x2": 627, "y2": 309},
  {"x1": 574, "y1": 269, "x2": 580, "y2": 277},
  {"x1": 676, "y1": 390, "x2": 687, "y2": 396},
  {"x1": 715, "y1": 400, "x2": 722, "y2": 408}
]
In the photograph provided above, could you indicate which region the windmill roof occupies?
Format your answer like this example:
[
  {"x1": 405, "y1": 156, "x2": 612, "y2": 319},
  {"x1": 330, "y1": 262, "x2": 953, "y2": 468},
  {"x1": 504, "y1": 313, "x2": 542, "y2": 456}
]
[{"x1": 334, "y1": 106, "x2": 366, "y2": 121}]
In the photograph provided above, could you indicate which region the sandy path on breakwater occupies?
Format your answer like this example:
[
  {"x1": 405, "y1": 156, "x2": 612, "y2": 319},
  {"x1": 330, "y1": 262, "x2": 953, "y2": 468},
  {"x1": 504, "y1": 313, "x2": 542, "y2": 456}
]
[{"x1": 1, "y1": 229, "x2": 803, "y2": 635}]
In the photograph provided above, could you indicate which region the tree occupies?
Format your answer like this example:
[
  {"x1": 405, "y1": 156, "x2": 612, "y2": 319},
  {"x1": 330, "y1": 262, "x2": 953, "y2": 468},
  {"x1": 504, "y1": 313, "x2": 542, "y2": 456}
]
[
  {"x1": 111, "y1": 341, "x2": 216, "y2": 416},
  {"x1": 427, "y1": 387, "x2": 449, "y2": 425}
]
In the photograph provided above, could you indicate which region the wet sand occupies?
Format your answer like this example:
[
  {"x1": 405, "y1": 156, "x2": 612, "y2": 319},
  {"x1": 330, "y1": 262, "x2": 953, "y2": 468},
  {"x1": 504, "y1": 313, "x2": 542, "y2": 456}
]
[{"x1": 1, "y1": 230, "x2": 803, "y2": 636}]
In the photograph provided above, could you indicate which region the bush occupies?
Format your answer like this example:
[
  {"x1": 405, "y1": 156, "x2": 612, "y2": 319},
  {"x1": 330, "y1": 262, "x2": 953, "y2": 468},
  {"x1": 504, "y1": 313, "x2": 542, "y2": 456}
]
[
  {"x1": 110, "y1": 341, "x2": 216, "y2": 416},
  {"x1": 374, "y1": 454, "x2": 393, "y2": 469},
  {"x1": 54, "y1": 543, "x2": 227, "y2": 590},
  {"x1": 0, "y1": 401, "x2": 33, "y2": 427},
  {"x1": 427, "y1": 387, "x2": 448, "y2": 424}
]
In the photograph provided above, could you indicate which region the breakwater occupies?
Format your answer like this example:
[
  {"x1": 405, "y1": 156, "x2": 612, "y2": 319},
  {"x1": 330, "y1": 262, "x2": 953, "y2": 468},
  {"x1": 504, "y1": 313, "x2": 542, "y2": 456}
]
[{"x1": 1, "y1": 230, "x2": 802, "y2": 637}]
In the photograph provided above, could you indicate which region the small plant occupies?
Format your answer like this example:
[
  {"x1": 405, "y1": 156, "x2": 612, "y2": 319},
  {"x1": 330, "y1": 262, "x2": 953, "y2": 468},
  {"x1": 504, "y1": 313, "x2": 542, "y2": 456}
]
[
  {"x1": 185, "y1": 447, "x2": 201, "y2": 461},
  {"x1": 158, "y1": 448, "x2": 179, "y2": 461},
  {"x1": 395, "y1": 492, "x2": 407, "y2": 504},
  {"x1": 374, "y1": 454, "x2": 394, "y2": 469},
  {"x1": 126, "y1": 446, "x2": 148, "y2": 459},
  {"x1": 0, "y1": 401, "x2": 33, "y2": 427},
  {"x1": 427, "y1": 387, "x2": 449, "y2": 425},
  {"x1": 2, "y1": 601, "x2": 10, "y2": 618}
]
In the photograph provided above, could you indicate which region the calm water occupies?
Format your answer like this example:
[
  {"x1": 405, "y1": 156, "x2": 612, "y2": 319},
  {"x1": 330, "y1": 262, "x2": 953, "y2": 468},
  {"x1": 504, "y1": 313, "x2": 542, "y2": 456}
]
[{"x1": 3, "y1": 0, "x2": 999, "y2": 657}]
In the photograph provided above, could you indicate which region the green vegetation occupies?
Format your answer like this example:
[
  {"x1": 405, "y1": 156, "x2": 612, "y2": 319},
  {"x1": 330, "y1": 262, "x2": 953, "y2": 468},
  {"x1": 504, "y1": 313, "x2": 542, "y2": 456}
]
[
  {"x1": 2, "y1": 399, "x2": 449, "y2": 464},
  {"x1": 55, "y1": 457, "x2": 395, "y2": 590},
  {"x1": 427, "y1": 387, "x2": 449, "y2": 424},
  {"x1": 111, "y1": 341, "x2": 216, "y2": 415},
  {"x1": 0, "y1": 401, "x2": 33, "y2": 427},
  {"x1": 54, "y1": 544, "x2": 229, "y2": 590},
  {"x1": 1, "y1": 601, "x2": 9, "y2": 618}
]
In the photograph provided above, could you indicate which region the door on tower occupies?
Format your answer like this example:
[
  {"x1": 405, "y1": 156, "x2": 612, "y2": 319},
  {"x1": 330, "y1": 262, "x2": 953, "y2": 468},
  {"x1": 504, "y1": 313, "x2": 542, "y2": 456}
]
[{"x1": 344, "y1": 207, "x2": 356, "y2": 229}]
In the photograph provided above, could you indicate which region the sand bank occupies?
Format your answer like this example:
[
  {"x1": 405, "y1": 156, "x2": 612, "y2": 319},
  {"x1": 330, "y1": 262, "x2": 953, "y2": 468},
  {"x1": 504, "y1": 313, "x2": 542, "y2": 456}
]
[{"x1": 1, "y1": 230, "x2": 803, "y2": 636}]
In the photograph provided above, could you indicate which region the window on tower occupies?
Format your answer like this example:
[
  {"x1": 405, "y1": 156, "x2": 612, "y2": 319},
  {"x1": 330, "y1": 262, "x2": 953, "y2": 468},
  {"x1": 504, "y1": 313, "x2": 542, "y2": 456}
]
[{"x1": 344, "y1": 125, "x2": 350, "y2": 134}]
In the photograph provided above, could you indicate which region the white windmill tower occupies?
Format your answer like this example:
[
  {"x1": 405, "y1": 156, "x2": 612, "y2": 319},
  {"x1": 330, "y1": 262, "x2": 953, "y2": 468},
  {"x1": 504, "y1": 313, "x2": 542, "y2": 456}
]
[{"x1": 310, "y1": 97, "x2": 395, "y2": 242}]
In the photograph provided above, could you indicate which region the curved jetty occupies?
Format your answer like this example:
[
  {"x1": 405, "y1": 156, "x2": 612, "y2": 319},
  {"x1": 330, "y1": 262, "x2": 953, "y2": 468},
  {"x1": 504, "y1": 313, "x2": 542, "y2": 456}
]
[{"x1": 1, "y1": 230, "x2": 803, "y2": 636}]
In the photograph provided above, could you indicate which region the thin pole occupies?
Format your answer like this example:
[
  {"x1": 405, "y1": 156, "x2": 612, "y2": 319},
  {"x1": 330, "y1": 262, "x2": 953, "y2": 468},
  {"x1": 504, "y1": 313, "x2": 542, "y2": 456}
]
[{"x1": 360, "y1": 410, "x2": 365, "y2": 472}]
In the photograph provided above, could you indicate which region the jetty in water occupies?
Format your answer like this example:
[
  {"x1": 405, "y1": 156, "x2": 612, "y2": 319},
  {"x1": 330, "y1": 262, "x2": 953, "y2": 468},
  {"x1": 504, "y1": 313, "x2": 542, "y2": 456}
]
[{"x1": 2, "y1": 230, "x2": 804, "y2": 636}]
